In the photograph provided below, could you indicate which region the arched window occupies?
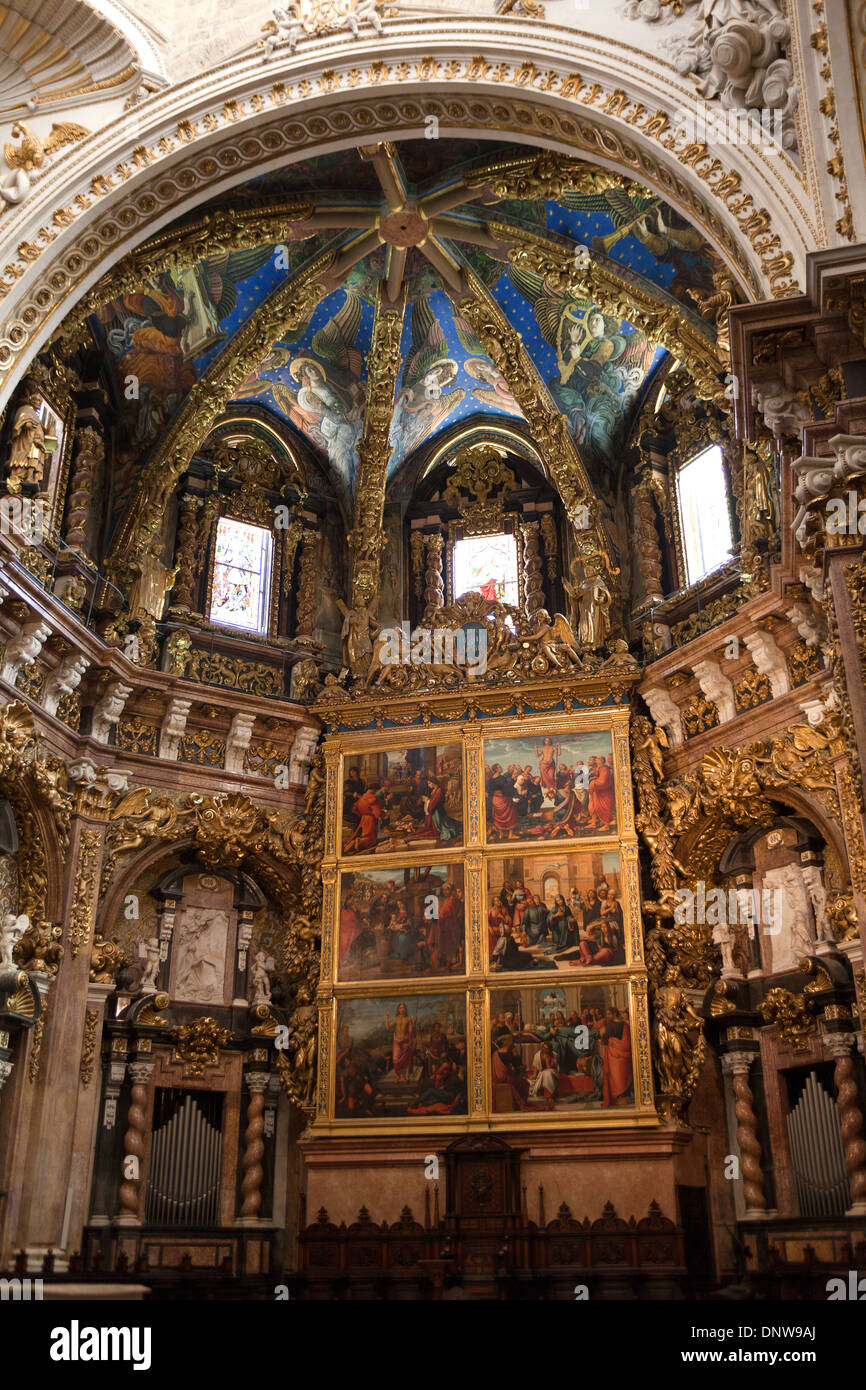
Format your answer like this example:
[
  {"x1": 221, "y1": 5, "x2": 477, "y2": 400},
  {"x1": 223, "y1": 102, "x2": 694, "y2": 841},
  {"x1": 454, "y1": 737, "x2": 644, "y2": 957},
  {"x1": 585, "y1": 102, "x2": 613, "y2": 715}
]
[
  {"x1": 208, "y1": 515, "x2": 274, "y2": 635},
  {"x1": 675, "y1": 444, "x2": 733, "y2": 584}
]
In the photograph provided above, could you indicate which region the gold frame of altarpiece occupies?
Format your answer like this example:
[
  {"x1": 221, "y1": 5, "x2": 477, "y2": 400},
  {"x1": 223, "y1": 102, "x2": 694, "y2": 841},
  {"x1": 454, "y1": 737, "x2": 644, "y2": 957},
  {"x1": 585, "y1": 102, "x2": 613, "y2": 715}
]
[{"x1": 311, "y1": 707, "x2": 657, "y2": 1135}]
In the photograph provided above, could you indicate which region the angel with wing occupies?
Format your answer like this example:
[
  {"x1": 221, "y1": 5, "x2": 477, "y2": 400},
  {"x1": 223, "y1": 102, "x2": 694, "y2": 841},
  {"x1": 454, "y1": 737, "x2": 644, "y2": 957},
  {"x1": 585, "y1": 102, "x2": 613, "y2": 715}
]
[
  {"x1": 557, "y1": 184, "x2": 711, "y2": 297},
  {"x1": 508, "y1": 262, "x2": 654, "y2": 455},
  {"x1": 389, "y1": 295, "x2": 466, "y2": 460},
  {"x1": 246, "y1": 289, "x2": 365, "y2": 486}
]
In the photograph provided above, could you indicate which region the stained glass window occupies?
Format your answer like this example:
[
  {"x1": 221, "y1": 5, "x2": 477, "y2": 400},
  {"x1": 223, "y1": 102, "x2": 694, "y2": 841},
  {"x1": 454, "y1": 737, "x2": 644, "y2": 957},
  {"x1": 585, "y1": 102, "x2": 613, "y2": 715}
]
[
  {"x1": 677, "y1": 445, "x2": 733, "y2": 585},
  {"x1": 209, "y1": 517, "x2": 273, "y2": 634},
  {"x1": 453, "y1": 532, "x2": 519, "y2": 606}
]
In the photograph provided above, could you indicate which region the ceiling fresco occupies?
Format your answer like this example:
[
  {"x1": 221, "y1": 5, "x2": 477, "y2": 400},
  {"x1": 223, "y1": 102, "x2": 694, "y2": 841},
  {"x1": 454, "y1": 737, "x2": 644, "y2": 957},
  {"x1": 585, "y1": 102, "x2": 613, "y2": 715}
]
[{"x1": 88, "y1": 139, "x2": 726, "y2": 529}]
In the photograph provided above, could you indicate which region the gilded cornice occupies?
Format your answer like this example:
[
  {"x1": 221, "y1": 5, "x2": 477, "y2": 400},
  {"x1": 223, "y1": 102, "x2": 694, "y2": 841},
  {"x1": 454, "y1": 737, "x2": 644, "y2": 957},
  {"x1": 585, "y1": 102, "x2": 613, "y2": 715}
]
[
  {"x1": 312, "y1": 664, "x2": 640, "y2": 732},
  {"x1": 0, "y1": 22, "x2": 812, "y2": 407}
]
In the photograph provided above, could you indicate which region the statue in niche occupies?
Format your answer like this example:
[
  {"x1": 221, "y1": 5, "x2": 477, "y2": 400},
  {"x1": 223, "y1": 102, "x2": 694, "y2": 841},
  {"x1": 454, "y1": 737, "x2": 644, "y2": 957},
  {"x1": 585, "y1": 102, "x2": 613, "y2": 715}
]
[
  {"x1": 249, "y1": 950, "x2": 274, "y2": 1006},
  {"x1": 139, "y1": 936, "x2": 161, "y2": 992},
  {"x1": 801, "y1": 863, "x2": 833, "y2": 943},
  {"x1": 0, "y1": 912, "x2": 28, "y2": 970},
  {"x1": 173, "y1": 907, "x2": 229, "y2": 1004},
  {"x1": 746, "y1": 448, "x2": 776, "y2": 540},
  {"x1": 565, "y1": 555, "x2": 613, "y2": 648},
  {"x1": 7, "y1": 395, "x2": 47, "y2": 493}
]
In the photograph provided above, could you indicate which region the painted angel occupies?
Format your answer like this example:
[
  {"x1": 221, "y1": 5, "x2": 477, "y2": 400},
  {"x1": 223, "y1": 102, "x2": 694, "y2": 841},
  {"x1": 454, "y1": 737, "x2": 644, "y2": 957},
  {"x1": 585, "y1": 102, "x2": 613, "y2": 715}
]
[
  {"x1": 250, "y1": 289, "x2": 365, "y2": 486},
  {"x1": 390, "y1": 294, "x2": 466, "y2": 460}
]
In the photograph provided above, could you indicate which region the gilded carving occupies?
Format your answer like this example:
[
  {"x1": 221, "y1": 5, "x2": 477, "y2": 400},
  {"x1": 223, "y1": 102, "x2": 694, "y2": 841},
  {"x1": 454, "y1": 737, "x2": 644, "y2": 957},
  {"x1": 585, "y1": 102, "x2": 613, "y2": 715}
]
[
  {"x1": 79, "y1": 1008, "x2": 99, "y2": 1088},
  {"x1": 69, "y1": 827, "x2": 102, "y2": 957},
  {"x1": 758, "y1": 988, "x2": 817, "y2": 1051},
  {"x1": 170, "y1": 1016, "x2": 232, "y2": 1077}
]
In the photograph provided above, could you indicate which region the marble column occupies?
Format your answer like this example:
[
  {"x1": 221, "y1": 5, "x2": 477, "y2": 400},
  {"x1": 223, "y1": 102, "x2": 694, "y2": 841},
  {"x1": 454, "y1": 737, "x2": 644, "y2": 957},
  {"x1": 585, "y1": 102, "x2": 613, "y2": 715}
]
[
  {"x1": 722, "y1": 1051, "x2": 768, "y2": 1216},
  {"x1": 238, "y1": 1071, "x2": 269, "y2": 1224},
  {"x1": 116, "y1": 1060, "x2": 153, "y2": 1226},
  {"x1": 825, "y1": 1032, "x2": 866, "y2": 1214}
]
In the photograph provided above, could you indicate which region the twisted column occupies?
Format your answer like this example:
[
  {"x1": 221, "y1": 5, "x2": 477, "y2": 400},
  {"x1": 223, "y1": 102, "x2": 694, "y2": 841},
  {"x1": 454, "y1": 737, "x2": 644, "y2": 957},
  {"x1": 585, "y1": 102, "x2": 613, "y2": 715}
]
[
  {"x1": 239, "y1": 1071, "x2": 269, "y2": 1221},
  {"x1": 410, "y1": 530, "x2": 425, "y2": 606},
  {"x1": 826, "y1": 1033, "x2": 866, "y2": 1214},
  {"x1": 170, "y1": 493, "x2": 202, "y2": 611},
  {"x1": 117, "y1": 1061, "x2": 153, "y2": 1225},
  {"x1": 64, "y1": 424, "x2": 103, "y2": 556},
  {"x1": 521, "y1": 519, "x2": 544, "y2": 616},
  {"x1": 423, "y1": 532, "x2": 444, "y2": 621},
  {"x1": 722, "y1": 1051, "x2": 767, "y2": 1215},
  {"x1": 294, "y1": 527, "x2": 319, "y2": 638},
  {"x1": 632, "y1": 480, "x2": 664, "y2": 606}
]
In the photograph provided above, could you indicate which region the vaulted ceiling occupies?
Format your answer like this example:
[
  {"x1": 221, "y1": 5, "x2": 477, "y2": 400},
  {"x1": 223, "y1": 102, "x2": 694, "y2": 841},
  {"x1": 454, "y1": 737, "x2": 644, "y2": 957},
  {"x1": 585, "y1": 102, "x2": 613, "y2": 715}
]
[{"x1": 84, "y1": 138, "x2": 730, "y2": 524}]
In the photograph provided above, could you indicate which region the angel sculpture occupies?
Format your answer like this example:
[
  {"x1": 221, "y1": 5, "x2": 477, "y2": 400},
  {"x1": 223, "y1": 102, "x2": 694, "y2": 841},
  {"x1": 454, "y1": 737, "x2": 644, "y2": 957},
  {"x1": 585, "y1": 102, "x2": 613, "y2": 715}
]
[
  {"x1": 634, "y1": 717, "x2": 668, "y2": 782},
  {"x1": 523, "y1": 608, "x2": 582, "y2": 671},
  {"x1": 1, "y1": 121, "x2": 89, "y2": 210},
  {"x1": 249, "y1": 950, "x2": 274, "y2": 1006},
  {"x1": 109, "y1": 788, "x2": 179, "y2": 854},
  {"x1": 0, "y1": 913, "x2": 28, "y2": 971},
  {"x1": 336, "y1": 598, "x2": 379, "y2": 678},
  {"x1": 389, "y1": 296, "x2": 471, "y2": 461}
]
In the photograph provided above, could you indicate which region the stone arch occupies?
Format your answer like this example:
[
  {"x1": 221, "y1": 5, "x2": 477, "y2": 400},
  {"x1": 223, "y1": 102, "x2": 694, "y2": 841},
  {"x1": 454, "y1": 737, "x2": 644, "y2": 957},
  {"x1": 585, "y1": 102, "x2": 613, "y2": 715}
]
[{"x1": 0, "y1": 22, "x2": 809, "y2": 409}]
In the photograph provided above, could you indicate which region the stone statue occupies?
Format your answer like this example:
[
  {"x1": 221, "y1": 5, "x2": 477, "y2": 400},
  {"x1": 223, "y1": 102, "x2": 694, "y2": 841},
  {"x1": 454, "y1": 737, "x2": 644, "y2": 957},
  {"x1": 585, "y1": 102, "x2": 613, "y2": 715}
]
[
  {"x1": 139, "y1": 936, "x2": 161, "y2": 991},
  {"x1": 801, "y1": 864, "x2": 832, "y2": 943},
  {"x1": 712, "y1": 921, "x2": 738, "y2": 977},
  {"x1": 249, "y1": 950, "x2": 274, "y2": 1006},
  {"x1": 7, "y1": 396, "x2": 46, "y2": 493},
  {"x1": 0, "y1": 912, "x2": 28, "y2": 970}
]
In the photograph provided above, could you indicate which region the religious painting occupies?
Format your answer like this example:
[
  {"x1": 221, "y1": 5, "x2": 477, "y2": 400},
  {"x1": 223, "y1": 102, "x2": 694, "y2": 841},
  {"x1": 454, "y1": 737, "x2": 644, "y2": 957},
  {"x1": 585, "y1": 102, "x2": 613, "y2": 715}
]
[
  {"x1": 232, "y1": 281, "x2": 372, "y2": 500},
  {"x1": 492, "y1": 268, "x2": 660, "y2": 463},
  {"x1": 489, "y1": 981, "x2": 633, "y2": 1114},
  {"x1": 341, "y1": 742, "x2": 464, "y2": 857},
  {"x1": 334, "y1": 991, "x2": 468, "y2": 1119},
  {"x1": 486, "y1": 850, "x2": 625, "y2": 973},
  {"x1": 483, "y1": 730, "x2": 617, "y2": 845},
  {"x1": 338, "y1": 863, "x2": 466, "y2": 982},
  {"x1": 387, "y1": 285, "x2": 526, "y2": 478}
]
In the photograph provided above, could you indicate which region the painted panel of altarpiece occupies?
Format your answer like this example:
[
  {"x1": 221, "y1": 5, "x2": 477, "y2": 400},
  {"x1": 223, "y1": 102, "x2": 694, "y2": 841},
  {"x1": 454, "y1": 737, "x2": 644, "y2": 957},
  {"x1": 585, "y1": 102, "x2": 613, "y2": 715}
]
[{"x1": 315, "y1": 710, "x2": 654, "y2": 1130}]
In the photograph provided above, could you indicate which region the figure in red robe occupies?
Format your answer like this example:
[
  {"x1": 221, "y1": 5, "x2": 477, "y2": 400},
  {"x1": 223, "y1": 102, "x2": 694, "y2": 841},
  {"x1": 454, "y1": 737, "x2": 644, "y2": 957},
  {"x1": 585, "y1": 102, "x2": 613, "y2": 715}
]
[
  {"x1": 536, "y1": 736, "x2": 560, "y2": 794},
  {"x1": 344, "y1": 788, "x2": 384, "y2": 852},
  {"x1": 339, "y1": 897, "x2": 362, "y2": 959},
  {"x1": 602, "y1": 1009, "x2": 633, "y2": 1107},
  {"x1": 587, "y1": 757, "x2": 616, "y2": 830},
  {"x1": 488, "y1": 766, "x2": 519, "y2": 839}
]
